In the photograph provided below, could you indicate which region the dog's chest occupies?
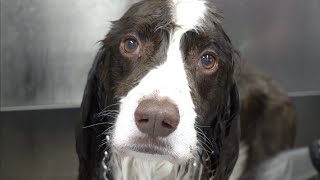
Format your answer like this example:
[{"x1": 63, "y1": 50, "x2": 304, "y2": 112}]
[{"x1": 111, "y1": 156, "x2": 191, "y2": 180}]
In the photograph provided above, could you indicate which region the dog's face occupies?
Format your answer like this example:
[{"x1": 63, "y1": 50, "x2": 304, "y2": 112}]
[{"x1": 98, "y1": 0, "x2": 236, "y2": 164}]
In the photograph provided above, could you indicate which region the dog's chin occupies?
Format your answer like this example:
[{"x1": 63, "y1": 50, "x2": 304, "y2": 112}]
[{"x1": 112, "y1": 136, "x2": 192, "y2": 164}]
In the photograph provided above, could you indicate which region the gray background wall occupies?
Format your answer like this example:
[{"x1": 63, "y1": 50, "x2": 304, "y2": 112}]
[
  {"x1": 1, "y1": 0, "x2": 320, "y2": 109},
  {"x1": 0, "y1": 0, "x2": 139, "y2": 109}
]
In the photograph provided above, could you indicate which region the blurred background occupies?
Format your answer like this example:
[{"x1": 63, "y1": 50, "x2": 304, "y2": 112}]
[{"x1": 1, "y1": 0, "x2": 319, "y2": 179}]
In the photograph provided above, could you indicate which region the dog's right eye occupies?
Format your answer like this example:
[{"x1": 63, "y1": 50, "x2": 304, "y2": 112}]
[
  {"x1": 124, "y1": 38, "x2": 139, "y2": 53},
  {"x1": 120, "y1": 36, "x2": 141, "y2": 58}
]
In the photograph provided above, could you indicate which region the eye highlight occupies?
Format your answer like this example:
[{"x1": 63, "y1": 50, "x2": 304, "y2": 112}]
[{"x1": 198, "y1": 52, "x2": 219, "y2": 73}]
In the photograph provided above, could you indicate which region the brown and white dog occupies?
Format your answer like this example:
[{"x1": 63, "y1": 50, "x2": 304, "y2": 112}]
[{"x1": 76, "y1": 0, "x2": 296, "y2": 179}]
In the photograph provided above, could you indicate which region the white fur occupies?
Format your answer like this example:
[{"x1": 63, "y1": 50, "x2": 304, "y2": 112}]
[
  {"x1": 172, "y1": 0, "x2": 207, "y2": 31},
  {"x1": 111, "y1": 0, "x2": 207, "y2": 179},
  {"x1": 229, "y1": 141, "x2": 248, "y2": 180},
  {"x1": 111, "y1": 153, "x2": 192, "y2": 180}
]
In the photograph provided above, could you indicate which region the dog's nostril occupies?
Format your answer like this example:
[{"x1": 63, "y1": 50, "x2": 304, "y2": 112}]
[
  {"x1": 161, "y1": 121, "x2": 175, "y2": 129},
  {"x1": 139, "y1": 118, "x2": 149, "y2": 123}
]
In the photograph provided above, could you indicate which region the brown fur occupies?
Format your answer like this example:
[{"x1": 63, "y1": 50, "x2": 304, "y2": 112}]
[
  {"x1": 237, "y1": 63, "x2": 296, "y2": 179},
  {"x1": 75, "y1": 1, "x2": 296, "y2": 179}
]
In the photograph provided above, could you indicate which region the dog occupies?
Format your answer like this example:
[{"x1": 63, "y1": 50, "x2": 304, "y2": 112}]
[{"x1": 76, "y1": 0, "x2": 296, "y2": 179}]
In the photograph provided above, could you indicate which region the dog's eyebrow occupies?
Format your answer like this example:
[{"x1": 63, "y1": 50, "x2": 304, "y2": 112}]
[
  {"x1": 186, "y1": 27, "x2": 205, "y2": 35},
  {"x1": 154, "y1": 22, "x2": 178, "y2": 33},
  {"x1": 111, "y1": 15, "x2": 175, "y2": 33},
  {"x1": 180, "y1": 28, "x2": 210, "y2": 43}
]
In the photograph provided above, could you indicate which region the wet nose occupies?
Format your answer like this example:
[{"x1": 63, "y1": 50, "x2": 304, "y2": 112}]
[{"x1": 134, "y1": 98, "x2": 180, "y2": 137}]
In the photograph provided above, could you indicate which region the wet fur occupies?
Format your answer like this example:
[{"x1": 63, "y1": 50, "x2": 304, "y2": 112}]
[{"x1": 75, "y1": 0, "x2": 296, "y2": 179}]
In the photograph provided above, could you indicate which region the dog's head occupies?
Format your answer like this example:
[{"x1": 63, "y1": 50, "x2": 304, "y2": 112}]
[{"x1": 76, "y1": 0, "x2": 239, "y2": 178}]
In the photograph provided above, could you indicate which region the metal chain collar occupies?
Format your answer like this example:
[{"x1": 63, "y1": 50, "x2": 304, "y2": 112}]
[
  {"x1": 102, "y1": 135, "x2": 111, "y2": 180},
  {"x1": 101, "y1": 135, "x2": 215, "y2": 180}
]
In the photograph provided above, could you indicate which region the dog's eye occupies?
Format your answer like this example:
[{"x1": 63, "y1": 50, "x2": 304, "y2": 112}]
[
  {"x1": 124, "y1": 38, "x2": 139, "y2": 53},
  {"x1": 200, "y1": 54, "x2": 216, "y2": 69},
  {"x1": 198, "y1": 52, "x2": 219, "y2": 72},
  {"x1": 120, "y1": 36, "x2": 141, "y2": 58}
]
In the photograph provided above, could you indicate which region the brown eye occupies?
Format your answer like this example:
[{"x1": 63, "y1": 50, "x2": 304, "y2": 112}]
[
  {"x1": 123, "y1": 38, "x2": 139, "y2": 53},
  {"x1": 120, "y1": 36, "x2": 141, "y2": 58},
  {"x1": 198, "y1": 52, "x2": 219, "y2": 70}
]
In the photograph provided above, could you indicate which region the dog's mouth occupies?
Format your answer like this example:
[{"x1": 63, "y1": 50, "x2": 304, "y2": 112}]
[
  {"x1": 129, "y1": 136, "x2": 171, "y2": 154},
  {"x1": 113, "y1": 136, "x2": 180, "y2": 161}
]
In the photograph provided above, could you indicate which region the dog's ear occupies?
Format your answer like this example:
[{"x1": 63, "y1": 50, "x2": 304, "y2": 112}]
[
  {"x1": 224, "y1": 82, "x2": 240, "y2": 136},
  {"x1": 224, "y1": 47, "x2": 241, "y2": 134},
  {"x1": 76, "y1": 49, "x2": 109, "y2": 180},
  {"x1": 202, "y1": 49, "x2": 240, "y2": 178},
  {"x1": 204, "y1": 82, "x2": 240, "y2": 179}
]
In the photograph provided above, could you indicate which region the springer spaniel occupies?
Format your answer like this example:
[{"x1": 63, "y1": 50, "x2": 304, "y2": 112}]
[{"x1": 76, "y1": 0, "x2": 296, "y2": 179}]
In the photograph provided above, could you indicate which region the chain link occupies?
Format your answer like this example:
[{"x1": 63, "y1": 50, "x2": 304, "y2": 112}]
[{"x1": 102, "y1": 135, "x2": 110, "y2": 180}]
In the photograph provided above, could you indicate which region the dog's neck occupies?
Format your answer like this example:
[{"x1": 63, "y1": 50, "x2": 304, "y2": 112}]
[{"x1": 110, "y1": 154, "x2": 193, "y2": 180}]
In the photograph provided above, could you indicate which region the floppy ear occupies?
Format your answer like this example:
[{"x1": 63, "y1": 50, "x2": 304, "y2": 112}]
[
  {"x1": 200, "y1": 46, "x2": 241, "y2": 178},
  {"x1": 214, "y1": 51, "x2": 241, "y2": 176},
  {"x1": 224, "y1": 82, "x2": 240, "y2": 136},
  {"x1": 76, "y1": 49, "x2": 109, "y2": 180},
  {"x1": 222, "y1": 47, "x2": 241, "y2": 136},
  {"x1": 199, "y1": 81, "x2": 240, "y2": 179}
]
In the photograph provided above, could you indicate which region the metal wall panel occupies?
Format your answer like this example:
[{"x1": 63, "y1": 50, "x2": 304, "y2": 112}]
[
  {"x1": 217, "y1": 0, "x2": 320, "y2": 94},
  {"x1": 1, "y1": 0, "x2": 320, "y2": 108},
  {"x1": 0, "y1": 109, "x2": 79, "y2": 180},
  {"x1": 0, "y1": 0, "x2": 134, "y2": 108}
]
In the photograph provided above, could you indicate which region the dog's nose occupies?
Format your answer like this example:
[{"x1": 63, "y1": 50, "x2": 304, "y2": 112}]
[{"x1": 134, "y1": 99, "x2": 180, "y2": 137}]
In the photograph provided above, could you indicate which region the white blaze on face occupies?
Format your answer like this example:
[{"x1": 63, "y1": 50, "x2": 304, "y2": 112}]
[{"x1": 112, "y1": 0, "x2": 207, "y2": 162}]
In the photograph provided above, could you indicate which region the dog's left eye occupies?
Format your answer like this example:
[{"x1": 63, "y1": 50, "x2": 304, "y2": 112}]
[{"x1": 198, "y1": 52, "x2": 219, "y2": 71}]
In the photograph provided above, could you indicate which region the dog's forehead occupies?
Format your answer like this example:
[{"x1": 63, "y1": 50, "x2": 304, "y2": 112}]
[
  {"x1": 123, "y1": 0, "x2": 208, "y2": 33},
  {"x1": 171, "y1": 0, "x2": 207, "y2": 31},
  {"x1": 168, "y1": 0, "x2": 207, "y2": 54}
]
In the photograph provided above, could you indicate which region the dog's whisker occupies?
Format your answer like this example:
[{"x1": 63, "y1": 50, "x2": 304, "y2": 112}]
[
  {"x1": 97, "y1": 113, "x2": 118, "y2": 119},
  {"x1": 197, "y1": 138, "x2": 214, "y2": 154},
  {"x1": 104, "y1": 103, "x2": 120, "y2": 109},
  {"x1": 196, "y1": 140, "x2": 211, "y2": 158},
  {"x1": 100, "y1": 116, "x2": 117, "y2": 120},
  {"x1": 197, "y1": 131, "x2": 214, "y2": 148},
  {"x1": 97, "y1": 111, "x2": 119, "y2": 117},
  {"x1": 196, "y1": 137, "x2": 211, "y2": 150},
  {"x1": 98, "y1": 109, "x2": 118, "y2": 112},
  {"x1": 97, "y1": 109, "x2": 119, "y2": 114},
  {"x1": 83, "y1": 122, "x2": 114, "y2": 129},
  {"x1": 99, "y1": 109, "x2": 120, "y2": 113},
  {"x1": 99, "y1": 126, "x2": 115, "y2": 137},
  {"x1": 197, "y1": 134, "x2": 215, "y2": 150},
  {"x1": 97, "y1": 111, "x2": 119, "y2": 118},
  {"x1": 195, "y1": 126, "x2": 211, "y2": 141},
  {"x1": 195, "y1": 131, "x2": 215, "y2": 153},
  {"x1": 97, "y1": 111, "x2": 119, "y2": 115},
  {"x1": 96, "y1": 103, "x2": 121, "y2": 116},
  {"x1": 98, "y1": 110, "x2": 120, "y2": 114},
  {"x1": 98, "y1": 142, "x2": 107, "y2": 150},
  {"x1": 99, "y1": 105, "x2": 119, "y2": 114},
  {"x1": 195, "y1": 127, "x2": 215, "y2": 148},
  {"x1": 99, "y1": 133, "x2": 114, "y2": 150}
]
